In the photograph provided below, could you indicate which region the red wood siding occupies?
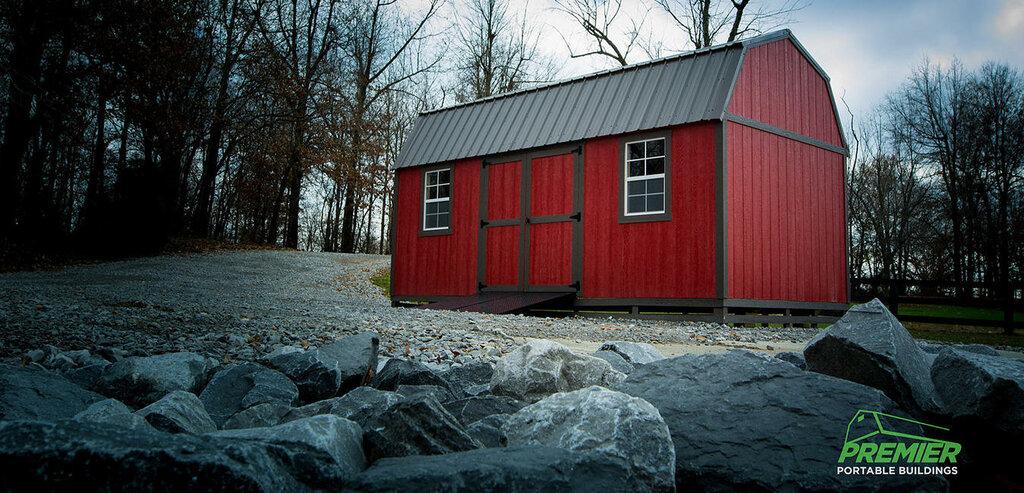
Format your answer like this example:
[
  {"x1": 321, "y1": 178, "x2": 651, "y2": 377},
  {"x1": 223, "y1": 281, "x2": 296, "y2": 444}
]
[
  {"x1": 485, "y1": 226, "x2": 519, "y2": 286},
  {"x1": 726, "y1": 123, "x2": 847, "y2": 303},
  {"x1": 581, "y1": 122, "x2": 717, "y2": 299},
  {"x1": 530, "y1": 154, "x2": 574, "y2": 216},
  {"x1": 392, "y1": 159, "x2": 480, "y2": 297},
  {"x1": 487, "y1": 160, "x2": 520, "y2": 220},
  {"x1": 528, "y1": 222, "x2": 572, "y2": 286},
  {"x1": 729, "y1": 39, "x2": 843, "y2": 147}
]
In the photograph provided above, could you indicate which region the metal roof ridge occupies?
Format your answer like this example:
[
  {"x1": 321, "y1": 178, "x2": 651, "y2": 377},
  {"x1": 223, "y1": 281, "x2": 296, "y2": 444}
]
[{"x1": 418, "y1": 29, "x2": 793, "y2": 117}]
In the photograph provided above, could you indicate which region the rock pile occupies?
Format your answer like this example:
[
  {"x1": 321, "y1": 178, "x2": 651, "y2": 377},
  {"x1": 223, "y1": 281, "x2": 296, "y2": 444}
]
[{"x1": 2, "y1": 304, "x2": 1023, "y2": 491}]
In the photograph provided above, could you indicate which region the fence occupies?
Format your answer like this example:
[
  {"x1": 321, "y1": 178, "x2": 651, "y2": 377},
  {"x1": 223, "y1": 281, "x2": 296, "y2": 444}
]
[{"x1": 850, "y1": 278, "x2": 1023, "y2": 333}]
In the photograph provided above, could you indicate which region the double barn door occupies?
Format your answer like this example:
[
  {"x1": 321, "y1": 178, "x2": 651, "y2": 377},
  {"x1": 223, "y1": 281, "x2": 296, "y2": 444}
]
[{"x1": 478, "y1": 145, "x2": 582, "y2": 293}]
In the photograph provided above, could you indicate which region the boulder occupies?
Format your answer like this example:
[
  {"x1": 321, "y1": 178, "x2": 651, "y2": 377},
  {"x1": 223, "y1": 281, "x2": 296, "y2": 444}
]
[
  {"x1": 615, "y1": 350, "x2": 947, "y2": 492},
  {"x1": 775, "y1": 351, "x2": 806, "y2": 369},
  {"x1": 199, "y1": 362, "x2": 299, "y2": 427},
  {"x1": 803, "y1": 299, "x2": 940, "y2": 416},
  {"x1": 0, "y1": 364, "x2": 104, "y2": 421},
  {"x1": 136, "y1": 391, "x2": 216, "y2": 434},
  {"x1": 504, "y1": 386, "x2": 674, "y2": 492},
  {"x1": 62, "y1": 349, "x2": 110, "y2": 368},
  {"x1": 443, "y1": 395, "x2": 525, "y2": 426},
  {"x1": 931, "y1": 348, "x2": 1024, "y2": 435},
  {"x1": 598, "y1": 341, "x2": 664, "y2": 365},
  {"x1": 466, "y1": 414, "x2": 509, "y2": 448},
  {"x1": 210, "y1": 415, "x2": 366, "y2": 474},
  {"x1": 95, "y1": 352, "x2": 216, "y2": 408},
  {"x1": 73, "y1": 398, "x2": 153, "y2": 431},
  {"x1": 490, "y1": 340, "x2": 626, "y2": 403},
  {"x1": 283, "y1": 387, "x2": 402, "y2": 427},
  {"x1": 593, "y1": 350, "x2": 634, "y2": 374},
  {"x1": 222, "y1": 403, "x2": 292, "y2": 430},
  {"x1": 261, "y1": 332, "x2": 379, "y2": 402},
  {"x1": 919, "y1": 341, "x2": 999, "y2": 356},
  {"x1": 372, "y1": 359, "x2": 455, "y2": 394},
  {"x1": 440, "y1": 362, "x2": 494, "y2": 393},
  {"x1": 396, "y1": 384, "x2": 456, "y2": 403},
  {"x1": 64, "y1": 363, "x2": 109, "y2": 390},
  {"x1": 0, "y1": 420, "x2": 347, "y2": 491},
  {"x1": 363, "y1": 395, "x2": 481, "y2": 462},
  {"x1": 344, "y1": 446, "x2": 644, "y2": 492}
]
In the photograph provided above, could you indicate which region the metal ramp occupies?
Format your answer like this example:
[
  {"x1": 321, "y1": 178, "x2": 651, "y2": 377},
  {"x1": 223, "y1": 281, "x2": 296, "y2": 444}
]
[{"x1": 417, "y1": 292, "x2": 575, "y2": 314}]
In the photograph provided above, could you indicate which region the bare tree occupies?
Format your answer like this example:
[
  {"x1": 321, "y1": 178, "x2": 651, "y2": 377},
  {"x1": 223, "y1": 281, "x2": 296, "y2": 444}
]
[
  {"x1": 451, "y1": 0, "x2": 557, "y2": 101},
  {"x1": 552, "y1": 0, "x2": 647, "y2": 66},
  {"x1": 653, "y1": 0, "x2": 806, "y2": 50}
]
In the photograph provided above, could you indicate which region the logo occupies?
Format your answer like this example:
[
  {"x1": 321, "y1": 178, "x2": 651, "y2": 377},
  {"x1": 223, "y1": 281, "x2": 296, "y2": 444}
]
[{"x1": 836, "y1": 409, "x2": 961, "y2": 476}]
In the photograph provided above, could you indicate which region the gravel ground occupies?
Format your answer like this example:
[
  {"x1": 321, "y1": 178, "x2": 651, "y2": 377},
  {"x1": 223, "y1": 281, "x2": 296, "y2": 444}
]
[{"x1": 0, "y1": 250, "x2": 820, "y2": 367}]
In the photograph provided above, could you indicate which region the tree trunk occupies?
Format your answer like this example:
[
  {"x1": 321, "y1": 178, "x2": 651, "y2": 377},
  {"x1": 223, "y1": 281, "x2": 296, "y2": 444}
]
[{"x1": 83, "y1": 88, "x2": 109, "y2": 228}]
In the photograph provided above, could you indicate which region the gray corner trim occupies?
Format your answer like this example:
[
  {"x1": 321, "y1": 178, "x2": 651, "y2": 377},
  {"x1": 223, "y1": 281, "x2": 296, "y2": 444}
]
[
  {"x1": 843, "y1": 153, "x2": 852, "y2": 304},
  {"x1": 716, "y1": 121, "x2": 728, "y2": 299},
  {"x1": 477, "y1": 160, "x2": 488, "y2": 289},
  {"x1": 572, "y1": 144, "x2": 584, "y2": 292},
  {"x1": 389, "y1": 171, "x2": 399, "y2": 299},
  {"x1": 520, "y1": 154, "x2": 531, "y2": 291},
  {"x1": 618, "y1": 130, "x2": 673, "y2": 224},
  {"x1": 724, "y1": 113, "x2": 850, "y2": 156},
  {"x1": 419, "y1": 163, "x2": 454, "y2": 237}
]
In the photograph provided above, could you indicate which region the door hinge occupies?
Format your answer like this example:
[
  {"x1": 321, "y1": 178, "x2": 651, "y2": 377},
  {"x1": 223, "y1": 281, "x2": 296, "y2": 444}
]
[
  {"x1": 478, "y1": 282, "x2": 487, "y2": 290},
  {"x1": 570, "y1": 212, "x2": 581, "y2": 221},
  {"x1": 482, "y1": 160, "x2": 490, "y2": 168},
  {"x1": 572, "y1": 145, "x2": 583, "y2": 155},
  {"x1": 569, "y1": 281, "x2": 580, "y2": 290},
  {"x1": 524, "y1": 217, "x2": 531, "y2": 224},
  {"x1": 480, "y1": 219, "x2": 489, "y2": 228}
]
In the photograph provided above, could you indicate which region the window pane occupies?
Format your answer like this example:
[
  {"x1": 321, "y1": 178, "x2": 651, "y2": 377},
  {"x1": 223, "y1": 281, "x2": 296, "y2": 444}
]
[
  {"x1": 438, "y1": 169, "x2": 451, "y2": 184},
  {"x1": 426, "y1": 214, "x2": 438, "y2": 229},
  {"x1": 436, "y1": 200, "x2": 450, "y2": 213},
  {"x1": 426, "y1": 202, "x2": 438, "y2": 214},
  {"x1": 628, "y1": 142, "x2": 644, "y2": 160},
  {"x1": 438, "y1": 184, "x2": 450, "y2": 198},
  {"x1": 427, "y1": 187, "x2": 438, "y2": 200},
  {"x1": 436, "y1": 213, "x2": 450, "y2": 228},
  {"x1": 647, "y1": 193, "x2": 664, "y2": 212},
  {"x1": 647, "y1": 139, "x2": 664, "y2": 157},
  {"x1": 646, "y1": 157, "x2": 664, "y2": 175},
  {"x1": 427, "y1": 172, "x2": 437, "y2": 186},
  {"x1": 627, "y1": 196, "x2": 646, "y2": 214},
  {"x1": 647, "y1": 177, "x2": 664, "y2": 193},
  {"x1": 628, "y1": 160, "x2": 644, "y2": 177},
  {"x1": 627, "y1": 180, "x2": 645, "y2": 195}
]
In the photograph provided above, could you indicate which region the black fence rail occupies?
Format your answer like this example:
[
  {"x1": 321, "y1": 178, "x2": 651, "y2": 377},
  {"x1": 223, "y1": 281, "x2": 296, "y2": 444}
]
[{"x1": 851, "y1": 278, "x2": 1023, "y2": 332}]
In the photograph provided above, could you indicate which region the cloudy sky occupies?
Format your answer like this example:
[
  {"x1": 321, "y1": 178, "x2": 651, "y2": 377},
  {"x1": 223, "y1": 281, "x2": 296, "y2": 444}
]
[{"x1": 506, "y1": 0, "x2": 1024, "y2": 119}]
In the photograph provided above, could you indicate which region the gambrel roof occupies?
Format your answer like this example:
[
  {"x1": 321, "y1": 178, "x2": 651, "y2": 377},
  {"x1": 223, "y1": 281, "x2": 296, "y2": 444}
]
[{"x1": 395, "y1": 30, "x2": 835, "y2": 169}]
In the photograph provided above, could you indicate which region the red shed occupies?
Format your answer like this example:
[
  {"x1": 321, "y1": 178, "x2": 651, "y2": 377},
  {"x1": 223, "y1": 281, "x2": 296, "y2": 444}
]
[{"x1": 390, "y1": 30, "x2": 849, "y2": 324}]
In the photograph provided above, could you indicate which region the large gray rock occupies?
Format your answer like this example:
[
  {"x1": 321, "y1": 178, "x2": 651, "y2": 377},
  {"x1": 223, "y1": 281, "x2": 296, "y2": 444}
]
[
  {"x1": 95, "y1": 352, "x2": 217, "y2": 408},
  {"x1": 443, "y1": 395, "x2": 525, "y2": 426},
  {"x1": 372, "y1": 359, "x2": 455, "y2": 394},
  {"x1": 593, "y1": 350, "x2": 635, "y2": 374},
  {"x1": 222, "y1": 403, "x2": 292, "y2": 430},
  {"x1": 210, "y1": 415, "x2": 366, "y2": 474},
  {"x1": 64, "y1": 363, "x2": 109, "y2": 390},
  {"x1": 931, "y1": 348, "x2": 1024, "y2": 435},
  {"x1": 344, "y1": 446, "x2": 645, "y2": 492},
  {"x1": 466, "y1": 414, "x2": 510, "y2": 448},
  {"x1": 283, "y1": 386, "x2": 402, "y2": 427},
  {"x1": 199, "y1": 362, "x2": 299, "y2": 427},
  {"x1": 73, "y1": 398, "x2": 153, "y2": 431},
  {"x1": 440, "y1": 362, "x2": 494, "y2": 393},
  {"x1": 615, "y1": 350, "x2": 947, "y2": 492},
  {"x1": 261, "y1": 332, "x2": 379, "y2": 402},
  {"x1": 598, "y1": 341, "x2": 665, "y2": 365},
  {"x1": 504, "y1": 386, "x2": 674, "y2": 492},
  {"x1": 0, "y1": 364, "x2": 104, "y2": 421},
  {"x1": 919, "y1": 341, "x2": 999, "y2": 356},
  {"x1": 363, "y1": 395, "x2": 481, "y2": 462},
  {"x1": 136, "y1": 391, "x2": 216, "y2": 434},
  {"x1": 396, "y1": 384, "x2": 456, "y2": 403},
  {"x1": 803, "y1": 299, "x2": 940, "y2": 416},
  {"x1": 490, "y1": 340, "x2": 626, "y2": 403},
  {"x1": 774, "y1": 351, "x2": 806, "y2": 369},
  {"x1": 0, "y1": 420, "x2": 348, "y2": 491}
]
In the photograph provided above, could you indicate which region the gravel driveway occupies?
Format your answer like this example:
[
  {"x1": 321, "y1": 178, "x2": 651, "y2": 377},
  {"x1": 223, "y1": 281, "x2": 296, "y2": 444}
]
[{"x1": 0, "y1": 250, "x2": 819, "y2": 366}]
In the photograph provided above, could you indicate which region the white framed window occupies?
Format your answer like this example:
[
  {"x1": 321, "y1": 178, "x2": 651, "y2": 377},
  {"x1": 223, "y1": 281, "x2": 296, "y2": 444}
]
[
  {"x1": 423, "y1": 167, "x2": 451, "y2": 231},
  {"x1": 624, "y1": 138, "x2": 666, "y2": 216}
]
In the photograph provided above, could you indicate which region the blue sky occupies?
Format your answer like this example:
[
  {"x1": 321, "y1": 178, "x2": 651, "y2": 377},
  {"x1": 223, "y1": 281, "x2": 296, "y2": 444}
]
[{"x1": 519, "y1": 0, "x2": 1024, "y2": 118}]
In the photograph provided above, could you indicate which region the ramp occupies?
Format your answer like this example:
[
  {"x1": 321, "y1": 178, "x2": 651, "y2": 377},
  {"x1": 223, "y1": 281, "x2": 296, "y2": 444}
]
[{"x1": 417, "y1": 292, "x2": 574, "y2": 314}]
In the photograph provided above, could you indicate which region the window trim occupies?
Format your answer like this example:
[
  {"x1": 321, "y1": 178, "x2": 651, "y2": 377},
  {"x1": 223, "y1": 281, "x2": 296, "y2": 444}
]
[
  {"x1": 420, "y1": 164, "x2": 453, "y2": 236},
  {"x1": 619, "y1": 131, "x2": 672, "y2": 223}
]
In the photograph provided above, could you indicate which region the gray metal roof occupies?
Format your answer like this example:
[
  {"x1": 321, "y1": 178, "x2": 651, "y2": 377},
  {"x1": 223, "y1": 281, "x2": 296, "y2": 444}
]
[{"x1": 395, "y1": 30, "x2": 827, "y2": 169}]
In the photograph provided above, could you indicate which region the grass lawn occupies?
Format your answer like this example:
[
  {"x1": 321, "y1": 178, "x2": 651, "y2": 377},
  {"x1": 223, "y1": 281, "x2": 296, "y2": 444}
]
[
  {"x1": 895, "y1": 303, "x2": 1024, "y2": 349},
  {"x1": 370, "y1": 268, "x2": 390, "y2": 297}
]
